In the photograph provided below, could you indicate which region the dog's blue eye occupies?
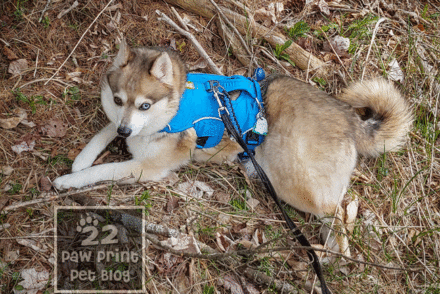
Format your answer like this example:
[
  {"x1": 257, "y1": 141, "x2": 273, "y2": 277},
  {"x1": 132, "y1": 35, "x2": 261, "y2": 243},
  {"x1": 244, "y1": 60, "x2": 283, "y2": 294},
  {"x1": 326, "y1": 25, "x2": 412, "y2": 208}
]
[{"x1": 139, "y1": 103, "x2": 151, "y2": 110}]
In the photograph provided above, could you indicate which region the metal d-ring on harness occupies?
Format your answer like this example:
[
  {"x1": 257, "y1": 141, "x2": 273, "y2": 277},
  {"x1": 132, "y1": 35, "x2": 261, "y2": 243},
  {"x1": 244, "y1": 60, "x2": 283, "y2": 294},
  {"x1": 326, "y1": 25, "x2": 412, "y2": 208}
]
[{"x1": 208, "y1": 80, "x2": 331, "y2": 294}]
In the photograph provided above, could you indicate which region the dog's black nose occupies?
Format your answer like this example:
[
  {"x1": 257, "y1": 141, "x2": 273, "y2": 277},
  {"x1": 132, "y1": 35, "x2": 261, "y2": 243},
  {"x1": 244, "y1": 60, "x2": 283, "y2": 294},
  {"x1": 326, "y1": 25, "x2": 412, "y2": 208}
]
[{"x1": 117, "y1": 126, "x2": 132, "y2": 138}]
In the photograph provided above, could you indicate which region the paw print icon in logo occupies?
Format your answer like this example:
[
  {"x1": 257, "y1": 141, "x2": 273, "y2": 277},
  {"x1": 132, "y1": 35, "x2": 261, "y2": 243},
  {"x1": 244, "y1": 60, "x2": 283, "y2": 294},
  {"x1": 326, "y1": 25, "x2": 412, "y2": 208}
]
[
  {"x1": 76, "y1": 214, "x2": 118, "y2": 246},
  {"x1": 77, "y1": 216, "x2": 99, "y2": 232}
]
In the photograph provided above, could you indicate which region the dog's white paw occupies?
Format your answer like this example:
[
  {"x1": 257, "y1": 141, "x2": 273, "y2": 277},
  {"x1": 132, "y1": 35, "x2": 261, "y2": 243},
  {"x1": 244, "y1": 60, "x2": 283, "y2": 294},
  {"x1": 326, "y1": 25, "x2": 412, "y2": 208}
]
[
  {"x1": 53, "y1": 173, "x2": 85, "y2": 190},
  {"x1": 71, "y1": 154, "x2": 94, "y2": 173}
]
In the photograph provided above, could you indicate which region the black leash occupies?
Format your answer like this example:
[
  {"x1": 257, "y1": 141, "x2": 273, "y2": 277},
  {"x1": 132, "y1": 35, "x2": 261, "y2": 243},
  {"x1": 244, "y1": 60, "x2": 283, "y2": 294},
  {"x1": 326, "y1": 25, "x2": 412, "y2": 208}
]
[{"x1": 209, "y1": 81, "x2": 331, "y2": 294}]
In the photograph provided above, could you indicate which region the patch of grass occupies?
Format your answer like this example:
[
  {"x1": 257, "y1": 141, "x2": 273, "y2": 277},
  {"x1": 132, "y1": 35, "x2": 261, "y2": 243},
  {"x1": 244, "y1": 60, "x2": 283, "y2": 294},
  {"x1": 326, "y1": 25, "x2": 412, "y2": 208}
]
[
  {"x1": 203, "y1": 285, "x2": 215, "y2": 294},
  {"x1": 229, "y1": 197, "x2": 247, "y2": 211},
  {"x1": 8, "y1": 183, "x2": 22, "y2": 194},
  {"x1": 135, "y1": 190, "x2": 152, "y2": 213},
  {"x1": 62, "y1": 86, "x2": 81, "y2": 103},
  {"x1": 286, "y1": 21, "x2": 310, "y2": 40},
  {"x1": 312, "y1": 76, "x2": 327, "y2": 89},
  {"x1": 25, "y1": 208, "x2": 33, "y2": 217},
  {"x1": 264, "y1": 225, "x2": 283, "y2": 240},
  {"x1": 198, "y1": 223, "x2": 216, "y2": 238},
  {"x1": 344, "y1": 14, "x2": 379, "y2": 39},
  {"x1": 13, "y1": 89, "x2": 48, "y2": 114},
  {"x1": 313, "y1": 22, "x2": 338, "y2": 38},
  {"x1": 258, "y1": 256, "x2": 274, "y2": 277},
  {"x1": 107, "y1": 183, "x2": 114, "y2": 203},
  {"x1": 41, "y1": 16, "x2": 50, "y2": 28},
  {"x1": 414, "y1": 104, "x2": 439, "y2": 149},
  {"x1": 47, "y1": 155, "x2": 73, "y2": 167},
  {"x1": 13, "y1": 0, "x2": 28, "y2": 21},
  {"x1": 344, "y1": 14, "x2": 379, "y2": 54},
  {"x1": 274, "y1": 40, "x2": 295, "y2": 67},
  {"x1": 68, "y1": 23, "x2": 79, "y2": 30},
  {"x1": 376, "y1": 151, "x2": 389, "y2": 182}
]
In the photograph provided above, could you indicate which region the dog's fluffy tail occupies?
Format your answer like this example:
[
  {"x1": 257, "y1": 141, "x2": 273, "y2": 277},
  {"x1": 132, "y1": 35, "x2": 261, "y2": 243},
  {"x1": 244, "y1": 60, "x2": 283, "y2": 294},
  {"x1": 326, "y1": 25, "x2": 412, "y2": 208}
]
[{"x1": 338, "y1": 79, "x2": 413, "y2": 157}]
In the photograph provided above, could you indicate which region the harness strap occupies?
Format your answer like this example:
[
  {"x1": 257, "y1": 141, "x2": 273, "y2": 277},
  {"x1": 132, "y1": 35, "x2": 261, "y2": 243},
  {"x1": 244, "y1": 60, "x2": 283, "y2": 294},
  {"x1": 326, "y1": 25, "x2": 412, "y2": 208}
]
[{"x1": 210, "y1": 83, "x2": 331, "y2": 294}]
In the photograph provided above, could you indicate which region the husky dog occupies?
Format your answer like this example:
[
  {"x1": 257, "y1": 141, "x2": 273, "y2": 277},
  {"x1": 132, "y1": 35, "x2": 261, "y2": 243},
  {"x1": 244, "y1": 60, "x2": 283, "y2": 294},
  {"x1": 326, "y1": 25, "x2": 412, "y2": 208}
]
[{"x1": 54, "y1": 40, "x2": 413, "y2": 219}]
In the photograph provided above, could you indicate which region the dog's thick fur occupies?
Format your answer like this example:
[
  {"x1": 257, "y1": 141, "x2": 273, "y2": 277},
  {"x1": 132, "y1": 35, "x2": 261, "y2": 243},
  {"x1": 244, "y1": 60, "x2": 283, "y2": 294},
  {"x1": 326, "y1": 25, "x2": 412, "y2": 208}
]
[{"x1": 54, "y1": 41, "x2": 413, "y2": 217}]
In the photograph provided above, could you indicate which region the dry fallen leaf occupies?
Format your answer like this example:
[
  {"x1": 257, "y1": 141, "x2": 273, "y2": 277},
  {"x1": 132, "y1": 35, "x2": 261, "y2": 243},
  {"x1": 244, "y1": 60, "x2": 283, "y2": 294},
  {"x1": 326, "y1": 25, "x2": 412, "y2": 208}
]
[
  {"x1": 215, "y1": 192, "x2": 230, "y2": 204},
  {"x1": 67, "y1": 148, "x2": 82, "y2": 161},
  {"x1": 40, "y1": 176, "x2": 52, "y2": 192},
  {"x1": 5, "y1": 249, "x2": 19, "y2": 264},
  {"x1": 3, "y1": 46, "x2": 18, "y2": 60},
  {"x1": 177, "y1": 180, "x2": 214, "y2": 199},
  {"x1": 317, "y1": 0, "x2": 330, "y2": 15},
  {"x1": 38, "y1": 118, "x2": 68, "y2": 137},
  {"x1": 17, "y1": 239, "x2": 48, "y2": 253},
  {"x1": 12, "y1": 133, "x2": 38, "y2": 154},
  {"x1": 1, "y1": 166, "x2": 14, "y2": 176},
  {"x1": 166, "y1": 196, "x2": 180, "y2": 213},
  {"x1": 8, "y1": 58, "x2": 28, "y2": 75},
  {"x1": 13, "y1": 268, "x2": 49, "y2": 294},
  {"x1": 246, "y1": 197, "x2": 260, "y2": 210},
  {"x1": 160, "y1": 234, "x2": 201, "y2": 254},
  {"x1": 0, "y1": 108, "x2": 27, "y2": 129},
  {"x1": 323, "y1": 35, "x2": 350, "y2": 55},
  {"x1": 345, "y1": 196, "x2": 359, "y2": 233},
  {"x1": 216, "y1": 232, "x2": 235, "y2": 252},
  {"x1": 388, "y1": 59, "x2": 404, "y2": 82}
]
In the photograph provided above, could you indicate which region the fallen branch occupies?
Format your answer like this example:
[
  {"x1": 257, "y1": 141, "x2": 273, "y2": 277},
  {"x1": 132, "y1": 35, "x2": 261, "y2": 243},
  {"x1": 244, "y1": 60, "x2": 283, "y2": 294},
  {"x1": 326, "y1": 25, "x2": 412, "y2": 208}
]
[
  {"x1": 156, "y1": 10, "x2": 223, "y2": 75},
  {"x1": 244, "y1": 268, "x2": 300, "y2": 294},
  {"x1": 3, "y1": 184, "x2": 108, "y2": 211},
  {"x1": 57, "y1": 0, "x2": 79, "y2": 19},
  {"x1": 164, "y1": 0, "x2": 327, "y2": 76}
]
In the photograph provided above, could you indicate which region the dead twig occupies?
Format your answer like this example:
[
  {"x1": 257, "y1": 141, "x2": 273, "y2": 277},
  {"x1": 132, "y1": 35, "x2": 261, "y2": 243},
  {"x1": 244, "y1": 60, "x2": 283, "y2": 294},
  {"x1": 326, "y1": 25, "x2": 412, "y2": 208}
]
[
  {"x1": 57, "y1": 0, "x2": 79, "y2": 19},
  {"x1": 156, "y1": 10, "x2": 223, "y2": 75},
  {"x1": 3, "y1": 184, "x2": 109, "y2": 211},
  {"x1": 361, "y1": 17, "x2": 387, "y2": 81},
  {"x1": 170, "y1": 7, "x2": 189, "y2": 31},
  {"x1": 39, "y1": 0, "x2": 52, "y2": 22}
]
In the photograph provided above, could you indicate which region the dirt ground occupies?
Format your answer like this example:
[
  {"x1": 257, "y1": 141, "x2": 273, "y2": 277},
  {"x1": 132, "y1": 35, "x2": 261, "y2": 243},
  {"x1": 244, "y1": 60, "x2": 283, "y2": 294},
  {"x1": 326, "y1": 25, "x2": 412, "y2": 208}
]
[{"x1": 0, "y1": 0, "x2": 439, "y2": 293}]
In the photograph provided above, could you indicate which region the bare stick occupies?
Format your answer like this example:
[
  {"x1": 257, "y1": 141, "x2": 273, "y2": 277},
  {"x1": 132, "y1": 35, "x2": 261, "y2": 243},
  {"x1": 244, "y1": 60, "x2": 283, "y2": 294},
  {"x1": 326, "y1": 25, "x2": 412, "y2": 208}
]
[
  {"x1": 156, "y1": 10, "x2": 223, "y2": 75},
  {"x1": 57, "y1": 0, "x2": 79, "y2": 19},
  {"x1": 44, "y1": 0, "x2": 114, "y2": 85},
  {"x1": 39, "y1": 0, "x2": 52, "y2": 22},
  {"x1": 361, "y1": 17, "x2": 387, "y2": 81},
  {"x1": 3, "y1": 184, "x2": 108, "y2": 211},
  {"x1": 33, "y1": 49, "x2": 39, "y2": 78},
  {"x1": 170, "y1": 7, "x2": 189, "y2": 31}
]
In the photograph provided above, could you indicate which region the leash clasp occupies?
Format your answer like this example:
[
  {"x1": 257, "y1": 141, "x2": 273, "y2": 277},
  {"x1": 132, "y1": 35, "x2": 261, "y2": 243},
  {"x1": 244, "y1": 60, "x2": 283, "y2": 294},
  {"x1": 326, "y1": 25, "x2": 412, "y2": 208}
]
[{"x1": 207, "y1": 80, "x2": 229, "y2": 116}]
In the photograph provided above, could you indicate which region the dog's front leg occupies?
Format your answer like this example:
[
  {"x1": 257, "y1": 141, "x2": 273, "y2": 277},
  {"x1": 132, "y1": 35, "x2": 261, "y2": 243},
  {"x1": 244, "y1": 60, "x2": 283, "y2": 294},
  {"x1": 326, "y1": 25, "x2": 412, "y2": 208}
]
[
  {"x1": 71, "y1": 123, "x2": 118, "y2": 172},
  {"x1": 54, "y1": 159, "x2": 164, "y2": 189}
]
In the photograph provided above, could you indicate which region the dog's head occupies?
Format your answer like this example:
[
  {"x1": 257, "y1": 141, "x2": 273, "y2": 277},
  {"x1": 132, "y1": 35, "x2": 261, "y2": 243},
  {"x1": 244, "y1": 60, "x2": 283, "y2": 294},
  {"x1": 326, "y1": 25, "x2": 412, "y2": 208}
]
[{"x1": 101, "y1": 40, "x2": 186, "y2": 138}]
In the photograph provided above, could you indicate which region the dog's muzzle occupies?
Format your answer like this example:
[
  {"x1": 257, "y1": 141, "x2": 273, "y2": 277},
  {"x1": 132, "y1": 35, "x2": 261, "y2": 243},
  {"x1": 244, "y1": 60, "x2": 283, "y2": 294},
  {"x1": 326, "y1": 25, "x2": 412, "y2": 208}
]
[{"x1": 117, "y1": 126, "x2": 132, "y2": 138}]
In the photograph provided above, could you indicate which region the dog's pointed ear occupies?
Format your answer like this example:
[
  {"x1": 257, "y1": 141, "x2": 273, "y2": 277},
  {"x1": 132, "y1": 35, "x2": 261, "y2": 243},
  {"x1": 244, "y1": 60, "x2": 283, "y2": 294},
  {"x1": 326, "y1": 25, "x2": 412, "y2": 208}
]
[
  {"x1": 150, "y1": 52, "x2": 173, "y2": 86},
  {"x1": 113, "y1": 39, "x2": 134, "y2": 67}
]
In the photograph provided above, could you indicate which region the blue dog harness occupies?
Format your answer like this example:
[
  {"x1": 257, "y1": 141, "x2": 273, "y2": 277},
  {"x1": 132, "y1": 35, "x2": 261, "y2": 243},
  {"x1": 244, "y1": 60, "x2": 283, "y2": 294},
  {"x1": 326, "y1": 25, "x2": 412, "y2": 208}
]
[{"x1": 161, "y1": 72, "x2": 266, "y2": 153}]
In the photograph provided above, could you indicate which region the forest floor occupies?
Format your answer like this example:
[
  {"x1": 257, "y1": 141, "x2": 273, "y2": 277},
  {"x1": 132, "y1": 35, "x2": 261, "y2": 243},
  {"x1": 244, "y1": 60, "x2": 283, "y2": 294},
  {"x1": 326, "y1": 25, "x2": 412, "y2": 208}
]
[{"x1": 0, "y1": 0, "x2": 439, "y2": 293}]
